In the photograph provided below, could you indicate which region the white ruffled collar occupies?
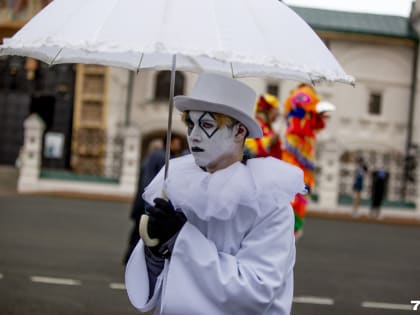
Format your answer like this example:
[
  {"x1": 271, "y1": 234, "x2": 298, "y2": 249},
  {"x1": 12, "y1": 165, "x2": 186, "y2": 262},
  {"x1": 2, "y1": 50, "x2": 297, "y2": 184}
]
[{"x1": 143, "y1": 155, "x2": 305, "y2": 221}]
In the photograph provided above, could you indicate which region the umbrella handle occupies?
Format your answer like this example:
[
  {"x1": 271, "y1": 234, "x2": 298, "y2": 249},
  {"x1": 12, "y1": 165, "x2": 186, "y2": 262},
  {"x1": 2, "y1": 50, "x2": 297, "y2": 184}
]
[{"x1": 139, "y1": 214, "x2": 160, "y2": 247}]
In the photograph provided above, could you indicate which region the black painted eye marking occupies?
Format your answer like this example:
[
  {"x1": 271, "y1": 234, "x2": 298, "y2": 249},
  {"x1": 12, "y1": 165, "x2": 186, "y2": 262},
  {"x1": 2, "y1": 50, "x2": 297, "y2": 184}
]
[
  {"x1": 185, "y1": 113, "x2": 194, "y2": 136},
  {"x1": 198, "y1": 112, "x2": 219, "y2": 138}
]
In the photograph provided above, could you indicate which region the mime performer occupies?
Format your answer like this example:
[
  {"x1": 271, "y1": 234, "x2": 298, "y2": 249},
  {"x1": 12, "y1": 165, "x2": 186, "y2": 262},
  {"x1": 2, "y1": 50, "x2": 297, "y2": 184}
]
[{"x1": 125, "y1": 72, "x2": 305, "y2": 315}]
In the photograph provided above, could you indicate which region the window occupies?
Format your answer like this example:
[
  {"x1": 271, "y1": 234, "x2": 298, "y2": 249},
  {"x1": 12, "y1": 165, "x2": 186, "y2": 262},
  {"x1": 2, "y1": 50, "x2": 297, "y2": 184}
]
[
  {"x1": 368, "y1": 92, "x2": 382, "y2": 115},
  {"x1": 266, "y1": 83, "x2": 279, "y2": 97},
  {"x1": 339, "y1": 150, "x2": 353, "y2": 163},
  {"x1": 154, "y1": 71, "x2": 185, "y2": 100}
]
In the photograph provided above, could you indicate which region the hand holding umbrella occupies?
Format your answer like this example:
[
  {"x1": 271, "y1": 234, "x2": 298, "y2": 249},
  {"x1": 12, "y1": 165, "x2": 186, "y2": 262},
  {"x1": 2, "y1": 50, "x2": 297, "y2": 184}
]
[{"x1": 140, "y1": 198, "x2": 186, "y2": 258}]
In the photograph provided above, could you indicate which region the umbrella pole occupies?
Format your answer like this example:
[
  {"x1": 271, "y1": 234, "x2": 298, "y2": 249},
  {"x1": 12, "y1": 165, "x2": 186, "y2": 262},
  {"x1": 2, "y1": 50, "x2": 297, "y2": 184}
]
[
  {"x1": 125, "y1": 71, "x2": 134, "y2": 126},
  {"x1": 139, "y1": 56, "x2": 177, "y2": 246},
  {"x1": 164, "y1": 54, "x2": 177, "y2": 181}
]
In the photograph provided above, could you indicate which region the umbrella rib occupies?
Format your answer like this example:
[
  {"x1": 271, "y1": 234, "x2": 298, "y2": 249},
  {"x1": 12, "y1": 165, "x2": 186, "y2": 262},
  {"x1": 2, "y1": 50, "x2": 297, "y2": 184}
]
[
  {"x1": 49, "y1": 48, "x2": 63, "y2": 66},
  {"x1": 230, "y1": 63, "x2": 235, "y2": 78},
  {"x1": 136, "y1": 53, "x2": 144, "y2": 74},
  {"x1": 90, "y1": 0, "x2": 121, "y2": 46},
  {"x1": 185, "y1": 55, "x2": 202, "y2": 72},
  {"x1": 307, "y1": 73, "x2": 315, "y2": 85}
]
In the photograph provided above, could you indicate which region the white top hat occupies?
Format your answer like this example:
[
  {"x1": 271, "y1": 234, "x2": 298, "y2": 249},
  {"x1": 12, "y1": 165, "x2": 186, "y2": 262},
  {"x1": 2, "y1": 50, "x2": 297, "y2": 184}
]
[{"x1": 174, "y1": 73, "x2": 263, "y2": 138}]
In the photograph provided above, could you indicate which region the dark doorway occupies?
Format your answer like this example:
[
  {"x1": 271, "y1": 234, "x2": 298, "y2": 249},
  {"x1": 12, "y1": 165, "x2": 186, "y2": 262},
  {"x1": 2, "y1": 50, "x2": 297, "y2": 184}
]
[
  {"x1": 0, "y1": 56, "x2": 75, "y2": 168},
  {"x1": 0, "y1": 56, "x2": 31, "y2": 165}
]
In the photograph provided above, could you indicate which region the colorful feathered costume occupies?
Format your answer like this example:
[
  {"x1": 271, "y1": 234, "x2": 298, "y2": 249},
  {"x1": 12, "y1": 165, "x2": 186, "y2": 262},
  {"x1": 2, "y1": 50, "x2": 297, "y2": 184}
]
[
  {"x1": 246, "y1": 88, "x2": 331, "y2": 238},
  {"x1": 245, "y1": 94, "x2": 282, "y2": 160},
  {"x1": 283, "y1": 84, "x2": 329, "y2": 237}
]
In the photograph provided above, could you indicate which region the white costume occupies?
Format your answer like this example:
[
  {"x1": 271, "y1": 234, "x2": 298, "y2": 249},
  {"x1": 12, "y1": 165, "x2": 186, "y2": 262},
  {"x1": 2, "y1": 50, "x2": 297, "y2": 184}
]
[{"x1": 125, "y1": 154, "x2": 305, "y2": 315}]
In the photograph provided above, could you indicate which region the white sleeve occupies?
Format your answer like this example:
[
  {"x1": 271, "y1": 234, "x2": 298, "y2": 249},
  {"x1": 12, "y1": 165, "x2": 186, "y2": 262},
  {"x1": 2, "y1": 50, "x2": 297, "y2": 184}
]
[
  {"x1": 125, "y1": 241, "x2": 165, "y2": 313},
  {"x1": 161, "y1": 204, "x2": 296, "y2": 315}
]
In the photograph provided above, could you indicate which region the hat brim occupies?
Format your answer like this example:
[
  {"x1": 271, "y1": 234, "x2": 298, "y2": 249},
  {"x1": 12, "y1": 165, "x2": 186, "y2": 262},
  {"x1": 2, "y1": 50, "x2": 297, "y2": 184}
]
[{"x1": 174, "y1": 96, "x2": 263, "y2": 138}]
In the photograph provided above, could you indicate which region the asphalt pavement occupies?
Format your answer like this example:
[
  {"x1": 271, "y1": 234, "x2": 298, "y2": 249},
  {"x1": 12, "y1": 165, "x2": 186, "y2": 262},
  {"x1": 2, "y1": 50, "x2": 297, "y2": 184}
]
[
  {"x1": 0, "y1": 194, "x2": 140, "y2": 315},
  {"x1": 293, "y1": 216, "x2": 420, "y2": 314},
  {"x1": 1, "y1": 165, "x2": 419, "y2": 314}
]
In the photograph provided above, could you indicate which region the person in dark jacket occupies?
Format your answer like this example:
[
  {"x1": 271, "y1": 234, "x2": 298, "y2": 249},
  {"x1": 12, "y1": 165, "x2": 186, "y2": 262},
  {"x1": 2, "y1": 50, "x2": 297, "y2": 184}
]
[
  {"x1": 370, "y1": 166, "x2": 389, "y2": 218},
  {"x1": 352, "y1": 158, "x2": 368, "y2": 217}
]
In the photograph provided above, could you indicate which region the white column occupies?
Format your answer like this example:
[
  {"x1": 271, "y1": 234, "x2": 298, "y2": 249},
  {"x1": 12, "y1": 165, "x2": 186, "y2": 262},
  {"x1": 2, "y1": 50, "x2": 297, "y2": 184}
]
[
  {"x1": 18, "y1": 113, "x2": 45, "y2": 192},
  {"x1": 119, "y1": 126, "x2": 141, "y2": 194},
  {"x1": 317, "y1": 142, "x2": 340, "y2": 210}
]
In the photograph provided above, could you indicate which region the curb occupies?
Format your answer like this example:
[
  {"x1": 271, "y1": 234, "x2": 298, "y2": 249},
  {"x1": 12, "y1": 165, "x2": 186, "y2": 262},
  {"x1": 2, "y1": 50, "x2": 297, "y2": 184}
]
[
  {"x1": 13, "y1": 191, "x2": 133, "y2": 203},
  {"x1": 307, "y1": 209, "x2": 420, "y2": 227}
]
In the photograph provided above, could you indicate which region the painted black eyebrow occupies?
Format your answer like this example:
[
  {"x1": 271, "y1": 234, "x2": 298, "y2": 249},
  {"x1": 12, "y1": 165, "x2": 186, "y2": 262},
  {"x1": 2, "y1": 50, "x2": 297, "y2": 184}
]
[
  {"x1": 185, "y1": 113, "x2": 194, "y2": 124},
  {"x1": 185, "y1": 112, "x2": 194, "y2": 136}
]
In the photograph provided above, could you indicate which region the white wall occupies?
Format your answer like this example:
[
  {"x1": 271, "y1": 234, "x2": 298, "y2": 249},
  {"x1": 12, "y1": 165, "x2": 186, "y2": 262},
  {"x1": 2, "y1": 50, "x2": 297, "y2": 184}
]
[{"x1": 322, "y1": 41, "x2": 414, "y2": 153}]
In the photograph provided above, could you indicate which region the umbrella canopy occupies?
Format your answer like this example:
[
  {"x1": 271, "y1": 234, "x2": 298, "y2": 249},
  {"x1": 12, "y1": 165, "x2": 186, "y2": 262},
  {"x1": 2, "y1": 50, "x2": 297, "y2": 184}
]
[
  {"x1": 0, "y1": 0, "x2": 354, "y2": 84},
  {"x1": 0, "y1": 0, "x2": 355, "y2": 184}
]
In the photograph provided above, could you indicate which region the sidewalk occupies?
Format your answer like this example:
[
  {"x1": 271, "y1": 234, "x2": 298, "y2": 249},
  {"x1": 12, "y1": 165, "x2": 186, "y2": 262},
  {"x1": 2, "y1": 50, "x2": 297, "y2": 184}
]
[
  {"x1": 0, "y1": 165, "x2": 18, "y2": 196},
  {"x1": 308, "y1": 203, "x2": 420, "y2": 227}
]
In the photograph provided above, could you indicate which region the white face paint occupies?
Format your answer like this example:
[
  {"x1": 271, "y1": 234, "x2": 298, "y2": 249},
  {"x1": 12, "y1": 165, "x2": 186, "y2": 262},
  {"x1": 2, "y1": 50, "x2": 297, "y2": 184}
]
[{"x1": 185, "y1": 111, "x2": 238, "y2": 170}]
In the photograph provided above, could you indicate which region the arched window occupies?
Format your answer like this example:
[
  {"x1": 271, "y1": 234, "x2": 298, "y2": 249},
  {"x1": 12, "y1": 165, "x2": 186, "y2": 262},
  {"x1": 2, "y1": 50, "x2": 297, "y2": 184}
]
[{"x1": 154, "y1": 71, "x2": 185, "y2": 100}]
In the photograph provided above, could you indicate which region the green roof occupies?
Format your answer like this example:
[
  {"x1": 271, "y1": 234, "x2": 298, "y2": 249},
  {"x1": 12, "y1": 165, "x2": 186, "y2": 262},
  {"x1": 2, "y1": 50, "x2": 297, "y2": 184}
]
[{"x1": 290, "y1": 6, "x2": 418, "y2": 40}]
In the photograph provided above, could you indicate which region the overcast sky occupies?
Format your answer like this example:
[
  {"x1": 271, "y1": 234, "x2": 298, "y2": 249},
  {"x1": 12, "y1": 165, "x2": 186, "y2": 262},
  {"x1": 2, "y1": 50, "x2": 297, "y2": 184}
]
[{"x1": 283, "y1": 0, "x2": 414, "y2": 17}]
